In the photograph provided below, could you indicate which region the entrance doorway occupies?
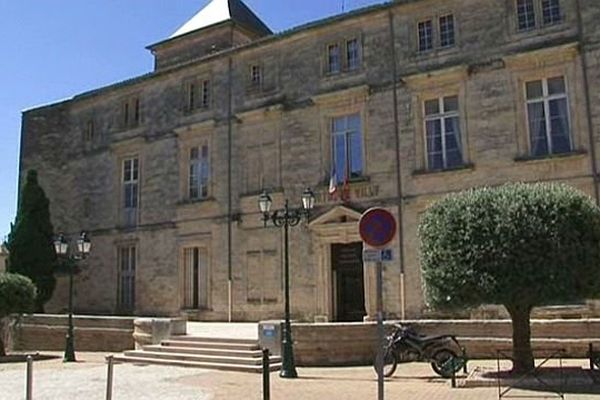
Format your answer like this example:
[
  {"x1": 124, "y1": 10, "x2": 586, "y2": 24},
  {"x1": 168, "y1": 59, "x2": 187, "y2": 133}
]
[{"x1": 331, "y1": 242, "x2": 365, "y2": 322}]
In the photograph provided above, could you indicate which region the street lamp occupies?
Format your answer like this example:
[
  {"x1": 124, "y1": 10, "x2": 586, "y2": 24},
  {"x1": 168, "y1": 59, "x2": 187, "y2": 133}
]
[
  {"x1": 258, "y1": 188, "x2": 315, "y2": 378},
  {"x1": 53, "y1": 231, "x2": 91, "y2": 362}
]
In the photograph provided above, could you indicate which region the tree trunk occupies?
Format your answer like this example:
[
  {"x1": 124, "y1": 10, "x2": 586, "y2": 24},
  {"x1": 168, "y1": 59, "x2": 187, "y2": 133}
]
[{"x1": 506, "y1": 304, "x2": 534, "y2": 374}]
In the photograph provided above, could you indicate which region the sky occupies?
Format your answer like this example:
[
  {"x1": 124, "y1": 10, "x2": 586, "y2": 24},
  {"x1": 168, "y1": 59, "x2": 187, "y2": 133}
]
[{"x1": 0, "y1": 0, "x2": 385, "y2": 240}]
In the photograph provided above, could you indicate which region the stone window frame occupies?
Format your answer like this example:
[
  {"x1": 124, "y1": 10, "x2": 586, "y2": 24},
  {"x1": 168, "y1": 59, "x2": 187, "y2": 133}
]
[
  {"x1": 113, "y1": 138, "x2": 144, "y2": 228},
  {"x1": 423, "y1": 95, "x2": 465, "y2": 171},
  {"x1": 116, "y1": 242, "x2": 137, "y2": 314},
  {"x1": 511, "y1": 58, "x2": 582, "y2": 160},
  {"x1": 322, "y1": 33, "x2": 364, "y2": 77},
  {"x1": 188, "y1": 142, "x2": 211, "y2": 201},
  {"x1": 408, "y1": 73, "x2": 470, "y2": 173},
  {"x1": 438, "y1": 14, "x2": 456, "y2": 49},
  {"x1": 237, "y1": 111, "x2": 282, "y2": 196},
  {"x1": 243, "y1": 228, "x2": 281, "y2": 306},
  {"x1": 417, "y1": 19, "x2": 434, "y2": 53},
  {"x1": 524, "y1": 76, "x2": 572, "y2": 157},
  {"x1": 510, "y1": 0, "x2": 564, "y2": 34},
  {"x1": 245, "y1": 248, "x2": 280, "y2": 304},
  {"x1": 84, "y1": 119, "x2": 95, "y2": 142},
  {"x1": 316, "y1": 91, "x2": 369, "y2": 186},
  {"x1": 183, "y1": 74, "x2": 212, "y2": 114},
  {"x1": 414, "y1": 10, "x2": 459, "y2": 56},
  {"x1": 250, "y1": 63, "x2": 262, "y2": 88},
  {"x1": 179, "y1": 240, "x2": 212, "y2": 311},
  {"x1": 177, "y1": 123, "x2": 214, "y2": 204}
]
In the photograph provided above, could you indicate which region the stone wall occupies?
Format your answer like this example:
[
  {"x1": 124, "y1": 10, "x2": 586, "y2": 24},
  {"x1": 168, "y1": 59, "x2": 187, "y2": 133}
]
[
  {"x1": 287, "y1": 319, "x2": 600, "y2": 366},
  {"x1": 11, "y1": 314, "x2": 135, "y2": 353}
]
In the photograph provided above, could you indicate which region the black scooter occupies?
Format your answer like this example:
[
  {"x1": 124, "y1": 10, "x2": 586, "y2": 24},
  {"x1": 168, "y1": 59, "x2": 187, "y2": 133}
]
[{"x1": 374, "y1": 324, "x2": 466, "y2": 378}]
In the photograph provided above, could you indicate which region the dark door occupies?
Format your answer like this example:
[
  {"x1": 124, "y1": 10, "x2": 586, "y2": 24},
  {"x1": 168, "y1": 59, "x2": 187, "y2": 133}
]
[{"x1": 331, "y1": 242, "x2": 365, "y2": 322}]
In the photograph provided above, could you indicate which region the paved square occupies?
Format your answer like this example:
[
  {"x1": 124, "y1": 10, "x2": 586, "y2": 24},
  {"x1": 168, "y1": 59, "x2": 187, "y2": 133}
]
[{"x1": 2, "y1": 353, "x2": 599, "y2": 399}]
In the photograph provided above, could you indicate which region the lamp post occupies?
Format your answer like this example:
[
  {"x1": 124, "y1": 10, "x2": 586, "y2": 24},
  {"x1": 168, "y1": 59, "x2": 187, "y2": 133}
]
[
  {"x1": 258, "y1": 188, "x2": 315, "y2": 379},
  {"x1": 53, "y1": 231, "x2": 91, "y2": 362}
]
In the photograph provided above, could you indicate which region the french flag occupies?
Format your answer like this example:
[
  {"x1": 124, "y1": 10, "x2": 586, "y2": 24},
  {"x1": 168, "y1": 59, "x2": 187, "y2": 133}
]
[{"x1": 328, "y1": 166, "x2": 337, "y2": 196}]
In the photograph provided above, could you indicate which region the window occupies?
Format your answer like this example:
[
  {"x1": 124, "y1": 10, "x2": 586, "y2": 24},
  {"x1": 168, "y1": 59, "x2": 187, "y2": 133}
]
[
  {"x1": 123, "y1": 158, "x2": 139, "y2": 209},
  {"x1": 517, "y1": 0, "x2": 536, "y2": 30},
  {"x1": 189, "y1": 145, "x2": 209, "y2": 200},
  {"x1": 331, "y1": 114, "x2": 363, "y2": 183},
  {"x1": 122, "y1": 158, "x2": 139, "y2": 227},
  {"x1": 183, "y1": 247, "x2": 208, "y2": 309},
  {"x1": 250, "y1": 65, "x2": 262, "y2": 87},
  {"x1": 122, "y1": 97, "x2": 140, "y2": 128},
  {"x1": 201, "y1": 80, "x2": 210, "y2": 108},
  {"x1": 418, "y1": 20, "x2": 434, "y2": 52},
  {"x1": 542, "y1": 0, "x2": 561, "y2": 25},
  {"x1": 424, "y1": 96, "x2": 463, "y2": 170},
  {"x1": 327, "y1": 44, "x2": 341, "y2": 74},
  {"x1": 346, "y1": 39, "x2": 360, "y2": 71},
  {"x1": 117, "y1": 245, "x2": 136, "y2": 312},
  {"x1": 439, "y1": 14, "x2": 455, "y2": 48},
  {"x1": 186, "y1": 80, "x2": 210, "y2": 111},
  {"x1": 526, "y1": 76, "x2": 571, "y2": 157}
]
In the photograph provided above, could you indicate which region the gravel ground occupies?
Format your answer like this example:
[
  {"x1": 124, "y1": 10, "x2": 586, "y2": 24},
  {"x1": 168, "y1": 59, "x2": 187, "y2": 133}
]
[{"x1": 0, "y1": 353, "x2": 210, "y2": 400}]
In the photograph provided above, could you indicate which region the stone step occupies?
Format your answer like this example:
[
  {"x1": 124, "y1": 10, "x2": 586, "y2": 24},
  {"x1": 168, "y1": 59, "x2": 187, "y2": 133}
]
[
  {"x1": 113, "y1": 355, "x2": 281, "y2": 373},
  {"x1": 162, "y1": 340, "x2": 259, "y2": 351},
  {"x1": 123, "y1": 350, "x2": 280, "y2": 366},
  {"x1": 144, "y1": 345, "x2": 264, "y2": 358},
  {"x1": 168, "y1": 336, "x2": 258, "y2": 345}
]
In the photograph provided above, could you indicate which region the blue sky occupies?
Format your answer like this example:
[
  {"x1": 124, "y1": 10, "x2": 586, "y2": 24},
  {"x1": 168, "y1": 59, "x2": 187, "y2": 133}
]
[{"x1": 0, "y1": 0, "x2": 384, "y2": 239}]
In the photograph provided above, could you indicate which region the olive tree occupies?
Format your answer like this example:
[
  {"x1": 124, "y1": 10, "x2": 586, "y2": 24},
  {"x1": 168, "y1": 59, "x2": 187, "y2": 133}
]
[
  {"x1": 0, "y1": 273, "x2": 36, "y2": 356},
  {"x1": 418, "y1": 183, "x2": 600, "y2": 373}
]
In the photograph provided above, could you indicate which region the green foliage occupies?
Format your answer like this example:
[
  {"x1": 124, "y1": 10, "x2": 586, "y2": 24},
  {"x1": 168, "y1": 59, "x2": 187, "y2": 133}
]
[
  {"x1": 6, "y1": 170, "x2": 57, "y2": 312},
  {"x1": 419, "y1": 183, "x2": 600, "y2": 311},
  {"x1": 0, "y1": 273, "x2": 36, "y2": 318}
]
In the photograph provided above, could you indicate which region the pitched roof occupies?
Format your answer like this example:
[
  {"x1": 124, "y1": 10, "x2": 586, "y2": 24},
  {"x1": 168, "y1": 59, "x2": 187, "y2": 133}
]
[{"x1": 170, "y1": 0, "x2": 272, "y2": 39}]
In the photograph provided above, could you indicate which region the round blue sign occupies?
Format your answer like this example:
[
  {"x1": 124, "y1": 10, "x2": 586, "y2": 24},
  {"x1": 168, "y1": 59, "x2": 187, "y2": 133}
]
[{"x1": 359, "y1": 208, "x2": 397, "y2": 248}]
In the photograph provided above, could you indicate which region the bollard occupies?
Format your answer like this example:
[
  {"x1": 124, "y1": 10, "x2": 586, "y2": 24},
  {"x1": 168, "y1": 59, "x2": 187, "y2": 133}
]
[
  {"x1": 462, "y1": 347, "x2": 468, "y2": 374},
  {"x1": 26, "y1": 355, "x2": 33, "y2": 400},
  {"x1": 262, "y1": 349, "x2": 270, "y2": 400},
  {"x1": 451, "y1": 358, "x2": 456, "y2": 388},
  {"x1": 106, "y1": 355, "x2": 114, "y2": 400},
  {"x1": 590, "y1": 343, "x2": 594, "y2": 371}
]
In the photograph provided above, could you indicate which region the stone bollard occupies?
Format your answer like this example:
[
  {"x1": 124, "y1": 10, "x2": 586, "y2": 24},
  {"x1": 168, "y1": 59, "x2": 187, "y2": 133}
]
[
  {"x1": 106, "y1": 355, "x2": 114, "y2": 400},
  {"x1": 26, "y1": 355, "x2": 33, "y2": 400}
]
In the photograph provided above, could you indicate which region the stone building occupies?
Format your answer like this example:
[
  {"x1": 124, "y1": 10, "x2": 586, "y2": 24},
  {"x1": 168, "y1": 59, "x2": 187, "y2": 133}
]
[{"x1": 19, "y1": 0, "x2": 600, "y2": 321}]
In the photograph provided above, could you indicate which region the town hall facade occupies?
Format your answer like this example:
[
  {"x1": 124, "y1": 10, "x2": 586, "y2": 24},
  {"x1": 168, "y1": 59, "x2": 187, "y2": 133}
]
[{"x1": 19, "y1": 0, "x2": 600, "y2": 321}]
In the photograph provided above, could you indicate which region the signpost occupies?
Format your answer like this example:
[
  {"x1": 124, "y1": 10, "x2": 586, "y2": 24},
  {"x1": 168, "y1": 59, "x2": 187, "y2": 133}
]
[{"x1": 359, "y1": 208, "x2": 397, "y2": 400}]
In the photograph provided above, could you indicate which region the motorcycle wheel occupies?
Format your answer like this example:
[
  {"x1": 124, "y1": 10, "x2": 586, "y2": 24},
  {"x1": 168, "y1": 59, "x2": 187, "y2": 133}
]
[
  {"x1": 373, "y1": 347, "x2": 398, "y2": 378},
  {"x1": 430, "y1": 348, "x2": 458, "y2": 378}
]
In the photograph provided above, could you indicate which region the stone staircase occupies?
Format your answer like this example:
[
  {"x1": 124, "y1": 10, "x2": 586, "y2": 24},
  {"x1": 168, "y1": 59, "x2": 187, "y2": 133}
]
[{"x1": 113, "y1": 336, "x2": 281, "y2": 373}]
